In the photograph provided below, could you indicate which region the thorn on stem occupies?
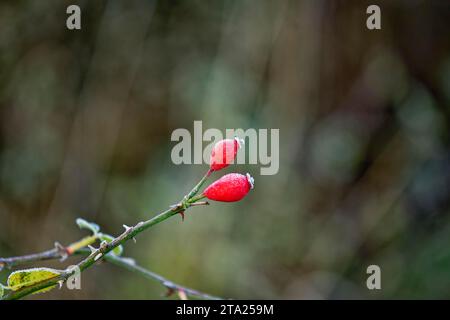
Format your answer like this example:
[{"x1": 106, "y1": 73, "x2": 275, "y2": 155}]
[
  {"x1": 171, "y1": 203, "x2": 184, "y2": 211},
  {"x1": 164, "y1": 287, "x2": 175, "y2": 297},
  {"x1": 54, "y1": 242, "x2": 65, "y2": 251},
  {"x1": 177, "y1": 289, "x2": 188, "y2": 300},
  {"x1": 179, "y1": 211, "x2": 185, "y2": 222},
  {"x1": 94, "y1": 253, "x2": 103, "y2": 261},
  {"x1": 54, "y1": 242, "x2": 69, "y2": 261}
]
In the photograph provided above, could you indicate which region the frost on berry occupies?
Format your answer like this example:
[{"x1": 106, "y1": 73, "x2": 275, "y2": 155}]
[
  {"x1": 203, "y1": 173, "x2": 254, "y2": 202},
  {"x1": 209, "y1": 137, "x2": 243, "y2": 171}
]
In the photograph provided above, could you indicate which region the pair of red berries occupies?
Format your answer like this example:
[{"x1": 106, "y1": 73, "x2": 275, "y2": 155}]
[{"x1": 201, "y1": 138, "x2": 254, "y2": 202}]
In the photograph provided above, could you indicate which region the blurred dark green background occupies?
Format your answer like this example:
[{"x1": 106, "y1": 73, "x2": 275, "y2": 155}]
[{"x1": 1, "y1": 0, "x2": 450, "y2": 299}]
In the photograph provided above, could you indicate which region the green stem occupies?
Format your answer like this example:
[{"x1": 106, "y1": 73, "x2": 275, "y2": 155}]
[
  {"x1": 186, "y1": 169, "x2": 212, "y2": 200},
  {"x1": 0, "y1": 237, "x2": 222, "y2": 300},
  {"x1": 188, "y1": 194, "x2": 206, "y2": 203},
  {"x1": 1, "y1": 175, "x2": 211, "y2": 300}
]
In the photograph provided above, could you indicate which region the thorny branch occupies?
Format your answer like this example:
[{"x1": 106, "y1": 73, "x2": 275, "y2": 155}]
[{"x1": 0, "y1": 171, "x2": 216, "y2": 300}]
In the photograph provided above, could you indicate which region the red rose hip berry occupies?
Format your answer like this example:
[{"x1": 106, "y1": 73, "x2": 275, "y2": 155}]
[
  {"x1": 209, "y1": 137, "x2": 243, "y2": 172},
  {"x1": 203, "y1": 173, "x2": 254, "y2": 202}
]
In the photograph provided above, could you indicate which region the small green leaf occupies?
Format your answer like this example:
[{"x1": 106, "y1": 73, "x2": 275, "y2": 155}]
[
  {"x1": 99, "y1": 233, "x2": 123, "y2": 256},
  {"x1": 7, "y1": 268, "x2": 62, "y2": 294},
  {"x1": 76, "y1": 218, "x2": 100, "y2": 234}
]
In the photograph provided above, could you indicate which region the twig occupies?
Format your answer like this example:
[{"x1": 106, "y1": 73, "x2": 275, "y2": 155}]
[
  {"x1": 0, "y1": 248, "x2": 60, "y2": 271},
  {"x1": 0, "y1": 236, "x2": 98, "y2": 271},
  {"x1": 99, "y1": 251, "x2": 223, "y2": 300},
  {"x1": 1, "y1": 171, "x2": 212, "y2": 300}
]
